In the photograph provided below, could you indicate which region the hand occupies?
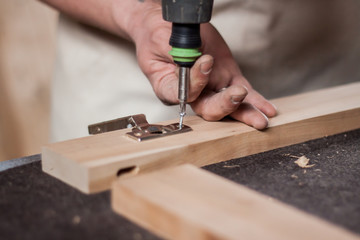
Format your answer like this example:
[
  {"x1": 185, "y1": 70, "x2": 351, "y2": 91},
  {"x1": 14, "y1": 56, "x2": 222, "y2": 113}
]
[{"x1": 129, "y1": 4, "x2": 277, "y2": 130}]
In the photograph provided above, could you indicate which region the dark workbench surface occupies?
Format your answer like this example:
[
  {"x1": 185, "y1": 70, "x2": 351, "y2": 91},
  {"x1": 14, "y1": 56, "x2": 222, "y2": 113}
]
[{"x1": 1, "y1": 129, "x2": 359, "y2": 240}]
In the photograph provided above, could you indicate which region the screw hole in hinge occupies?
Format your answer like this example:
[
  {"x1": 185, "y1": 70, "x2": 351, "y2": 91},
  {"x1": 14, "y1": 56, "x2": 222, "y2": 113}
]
[{"x1": 116, "y1": 166, "x2": 139, "y2": 177}]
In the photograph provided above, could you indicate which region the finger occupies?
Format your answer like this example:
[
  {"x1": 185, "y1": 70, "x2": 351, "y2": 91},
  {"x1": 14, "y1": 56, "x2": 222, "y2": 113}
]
[
  {"x1": 191, "y1": 85, "x2": 248, "y2": 121},
  {"x1": 245, "y1": 90, "x2": 277, "y2": 118},
  {"x1": 188, "y1": 55, "x2": 214, "y2": 102},
  {"x1": 151, "y1": 55, "x2": 214, "y2": 105},
  {"x1": 230, "y1": 103, "x2": 269, "y2": 130},
  {"x1": 231, "y1": 75, "x2": 277, "y2": 118},
  {"x1": 154, "y1": 69, "x2": 179, "y2": 105}
]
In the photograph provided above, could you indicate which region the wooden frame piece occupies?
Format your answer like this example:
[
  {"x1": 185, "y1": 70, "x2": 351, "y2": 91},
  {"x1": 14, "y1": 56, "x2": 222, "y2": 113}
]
[
  {"x1": 112, "y1": 164, "x2": 359, "y2": 240},
  {"x1": 42, "y1": 83, "x2": 360, "y2": 193}
]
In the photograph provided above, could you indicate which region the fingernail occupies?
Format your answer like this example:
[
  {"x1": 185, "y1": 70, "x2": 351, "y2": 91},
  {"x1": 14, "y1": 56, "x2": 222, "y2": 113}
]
[
  {"x1": 260, "y1": 110, "x2": 269, "y2": 122},
  {"x1": 270, "y1": 102, "x2": 277, "y2": 111},
  {"x1": 254, "y1": 106, "x2": 269, "y2": 129},
  {"x1": 260, "y1": 111, "x2": 269, "y2": 129},
  {"x1": 200, "y1": 60, "x2": 213, "y2": 75},
  {"x1": 242, "y1": 85, "x2": 249, "y2": 92},
  {"x1": 231, "y1": 95, "x2": 243, "y2": 104}
]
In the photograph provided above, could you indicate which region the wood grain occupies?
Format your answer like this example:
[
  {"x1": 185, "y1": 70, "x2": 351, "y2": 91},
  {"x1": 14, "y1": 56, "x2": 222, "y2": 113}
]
[
  {"x1": 42, "y1": 82, "x2": 360, "y2": 193},
  {"x1": 112, "y1": 164, "x2": 359, "y2": 240}
]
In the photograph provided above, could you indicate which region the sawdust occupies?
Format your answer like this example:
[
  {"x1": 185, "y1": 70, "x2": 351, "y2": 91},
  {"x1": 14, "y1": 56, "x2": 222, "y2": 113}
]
[
  {"x1": 283, "y1": 153, "x2": 301, "y2": 158},
  {"x1": 72, "y1": 215, "x2": 81, "y2": 225},
  {"x1": 291, "y1": 174, "x2": 298, "y2": 179},
  {"x1": 294, "y1": 156, "x2": 315, "y2": 168}
]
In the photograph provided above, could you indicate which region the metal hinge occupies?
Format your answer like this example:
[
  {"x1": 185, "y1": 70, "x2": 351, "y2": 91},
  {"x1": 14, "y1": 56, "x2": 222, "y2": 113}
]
[{"x1": 88, "y1": 114, "x2": 192, "y2": 141}]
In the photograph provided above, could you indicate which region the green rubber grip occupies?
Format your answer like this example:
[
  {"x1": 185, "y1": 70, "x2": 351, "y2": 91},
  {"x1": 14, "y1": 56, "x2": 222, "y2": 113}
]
[{"x1": 169, "y1": 47, "x2": 202, "y2": 63}]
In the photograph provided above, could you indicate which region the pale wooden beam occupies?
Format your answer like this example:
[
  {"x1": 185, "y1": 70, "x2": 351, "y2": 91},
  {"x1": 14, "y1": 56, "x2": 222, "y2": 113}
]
[
  {"x1": 42, "y1": 82, "x2": 360, "y2": 193},
  {"x1": 0, "y1": 0, "x2": 57, "y2": 161},
  {"x1": 112, "y1": 164, "x2": 359, "y2": 240}
]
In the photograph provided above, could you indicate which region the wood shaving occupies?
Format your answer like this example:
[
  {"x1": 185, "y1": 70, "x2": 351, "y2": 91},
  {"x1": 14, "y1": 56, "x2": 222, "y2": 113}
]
[
  {"x1": 294, "y1": 156, "x2": 315, "y2": 168},
  {"x1": 223, "y1": 164, "x2": 240, "y2": 169}
]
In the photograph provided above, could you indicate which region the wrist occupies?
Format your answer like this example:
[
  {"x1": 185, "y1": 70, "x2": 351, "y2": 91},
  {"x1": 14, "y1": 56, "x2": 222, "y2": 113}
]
[{"x1": 110, "y1": 0, "x2": 162, "y2": 42}]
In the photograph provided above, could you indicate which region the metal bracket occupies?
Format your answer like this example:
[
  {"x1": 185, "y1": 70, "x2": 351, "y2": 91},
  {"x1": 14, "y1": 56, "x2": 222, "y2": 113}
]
[{"x1": 88, "y1": 114, "x2": 192, "y2": 141}]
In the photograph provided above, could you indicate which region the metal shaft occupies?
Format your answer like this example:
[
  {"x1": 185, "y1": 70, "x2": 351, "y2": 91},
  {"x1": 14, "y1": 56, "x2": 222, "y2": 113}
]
[{"x1": 178, "y1": 67, "x2": 190, "y2": 129}]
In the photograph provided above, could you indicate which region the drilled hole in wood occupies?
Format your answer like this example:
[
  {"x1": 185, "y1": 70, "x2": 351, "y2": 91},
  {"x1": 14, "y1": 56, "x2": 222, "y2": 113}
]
[{"x1": 116, "y1": 166, "x2": 139, "y2": 177}]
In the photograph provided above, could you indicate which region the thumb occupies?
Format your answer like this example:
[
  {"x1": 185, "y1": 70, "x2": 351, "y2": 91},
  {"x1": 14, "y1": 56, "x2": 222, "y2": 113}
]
[{"x1": 188, "y1": 55, "x2": 214, "y2": 102}]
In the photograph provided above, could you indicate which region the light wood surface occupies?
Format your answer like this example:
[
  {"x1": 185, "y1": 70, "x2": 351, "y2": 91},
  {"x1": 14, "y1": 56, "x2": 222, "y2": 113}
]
[
  {"x1": 42, "y1": 82, "x2": 360, "y2": 193},
  {"x1": 0, "y1": 0, "x2": 57, "y2": 161},
  {"x1": 112, "y1": 164, "x2": 359, "y2": 240}
]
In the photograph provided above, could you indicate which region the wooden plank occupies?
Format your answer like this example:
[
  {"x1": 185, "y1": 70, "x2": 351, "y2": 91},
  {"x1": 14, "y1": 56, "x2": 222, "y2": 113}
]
[
  {"x1": 42, "y1": 82, "x2": 360, "y2": 193},
  {"x1": 0, "y1": 0, "x2": 57, "y2": 161},
  {"x1": 112, "y1": 164, "x2": 359, "y2": 240}
]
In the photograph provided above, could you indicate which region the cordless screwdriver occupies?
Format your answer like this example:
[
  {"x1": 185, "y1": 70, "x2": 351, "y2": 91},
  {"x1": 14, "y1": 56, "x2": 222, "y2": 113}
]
[{"x1": 161, "y1": 0, "x2": 214, "y2": 129}]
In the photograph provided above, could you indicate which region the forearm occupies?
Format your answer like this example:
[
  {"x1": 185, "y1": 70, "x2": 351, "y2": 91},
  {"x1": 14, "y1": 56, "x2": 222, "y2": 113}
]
[{"x1": 39, "y1": 0, "x2": 161, "y2": 41}]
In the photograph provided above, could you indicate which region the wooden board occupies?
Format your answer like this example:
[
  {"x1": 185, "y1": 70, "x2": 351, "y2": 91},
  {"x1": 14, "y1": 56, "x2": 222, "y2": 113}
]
[
  {"x1": 42, "y1": 82, "x2": 360, "y2": 193},
  {"x1": 112, "y1": 164, "x2": 359, "y2": 240},
  {"x1": 0, "y1": 0, "x2": 57, "y2": 161}
]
